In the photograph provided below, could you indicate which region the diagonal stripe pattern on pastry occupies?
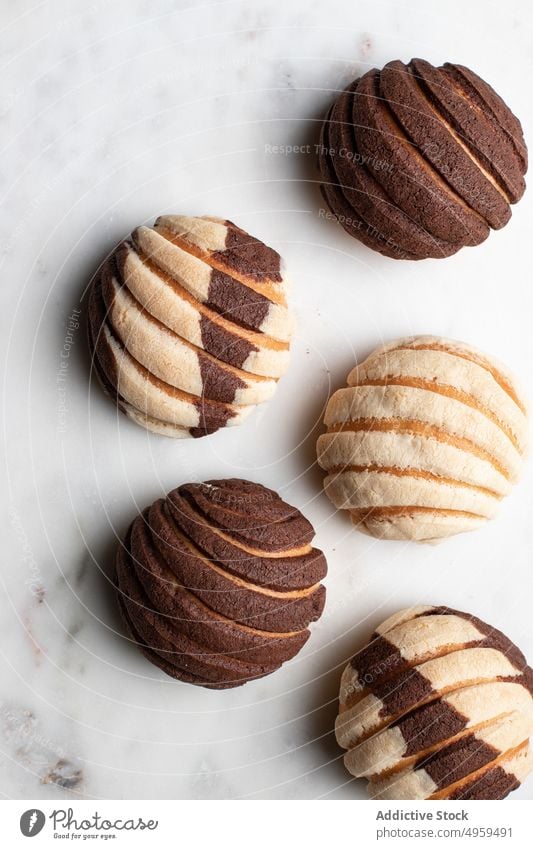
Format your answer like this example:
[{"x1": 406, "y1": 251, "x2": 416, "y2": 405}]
[
  {"x1": 316, "y1": 335, "x2": 528, "y2": 542},
  {"x1": 318, "y1": 59, "x2": 527, "y2": 259},
  {"x1": 87, "y1": 215, "x2": 293, "y2": 438},
  {"x1": 336, "y1": 606, "x2": 533, "y2": 799},
  {"x1": 115, "y1": 479, "x2": 327, "y2": 689}
]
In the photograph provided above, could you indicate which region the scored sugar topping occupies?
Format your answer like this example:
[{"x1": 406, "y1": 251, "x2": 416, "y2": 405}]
[
  {"x1": 116, "y1": 479, "x2": 327, "y2": 689},
  {"x1": 88, "y1": 215, "x2": 294, "y2": 438},
  {"x1": 336, "y1": 606, "x2": 533, "y2": 800},
  {"x1": 318, "y1": 59, "x2": 527, "y2": 260},
  {"x1": 317, "y1": 335, "x2": 529, "y2": 542}
]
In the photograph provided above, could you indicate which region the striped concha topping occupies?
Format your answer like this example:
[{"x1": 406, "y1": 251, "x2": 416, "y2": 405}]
[
  {"x1": 319, "y1": 59, "x2": 527, "y2": 260},
  {"x1": 116, "y1": 479, "x2": 327, "y2": 689},
  {"x1": 336, "y1": 606, "x2": 533, "y2": 800},
  {"x1": 317, "y1": 335, "x2": 528, "y2": 542},
  {"x1": 88, "y1": 215, "x2": 293, "y2": 438}
]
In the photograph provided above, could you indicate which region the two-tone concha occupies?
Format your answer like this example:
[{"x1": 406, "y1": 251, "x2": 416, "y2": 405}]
[
  {"x1": 87, "y1": 215, "x2": 293, "y2": 438},
  {"x1": 319, "y1": 59, "x2": 527, "y2": 259},
  {"x1": 116, "y1": 479, "x2": 327, "y2": 689},
  {"x1": 317, "y1": 336, "x2": 528, "y2": 541},
  {"x1": 336, "y1": 606, "x2": 533, "y2": 799}
]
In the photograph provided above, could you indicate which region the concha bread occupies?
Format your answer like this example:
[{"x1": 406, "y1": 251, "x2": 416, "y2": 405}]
[{"x1": 317, "y1": 336, "x2": 528, "y2": 541}]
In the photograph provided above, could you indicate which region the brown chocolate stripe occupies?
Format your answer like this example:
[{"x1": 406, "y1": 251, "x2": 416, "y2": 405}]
[
  {"x1": 350, "y1": 638, "x2": 530, "y2": 723},
  {"x1": 117, "y1": 242, "x2": 261, "y2": 370},
  {"x1": 215, "y1": 220, "x2": 283, "y2": 283},
  {"x1": 318, "y1": 107, "x2": 421, "y2": 260},
  {"x1": 353, "y1": 68, "x2": 488, "y2": 245},
  {"x1": 127, "y1": 511, "x2": 309, "y2": 667},
  {"x1": 415, "y1": 733, "x2": 500, "y2": 789},
  {"x1": 155, "y1": 226, "x2": 286, "y2": 307},
  {"x1": 327, "y1": 84, "x2": 454, "y2": 259},
  {"x1": 87, "y1": 262, "x2": 120, "y2": 392},
  {"x1": 409, "y1": 59, "x2": 525, "y2": 203},
  {"x1": 96, "y1": 276, "x2": 240, "y2": 430},
  {"x1": 446, "y1": 762, "x2": 520, "y2": 800},
  {"x1": 380, "y1": 60, "x2": 511, "y2": 226},
  {"x1": 117, "y1": 593, "x2": 218, "y2": 687},
  {"x1": 178, "y1": 480, "x2": 315, "y2": 553},
  {"x1": 347, "y1": 607, "x2": 531, "y2": 700},
  {"x1": 442, "y1": 63, "x2": 527, "y2": 170},
  {"x1": 100, "y1": 266, "x2": 248, "y2": 405},
  {"x1": 319, "y1": 60, "x2": 527, "y2": 260},
  {"x1": 394, "y1": 698, "x2": 469, "y2": 757},
  {"x1": 374, "y1": 667, "x2": 435, "y2": 719},
  {"x1": 117, "y1": 541, "x2": 275, "y2": 686},
  {"x1": 147, "y1": 500, "x2": 326, "y2": 633},
  {"x1": 208, "y1": 266, "x2": 271, "y2": 332},
  {"x1": 166, "y1": 490, "x2": 326, "y2": 591},
  {"x1": 115, "y1": 479, "x2": 325, "y2": 687},
  {"x1": 133, "y1": 226, "x2": 276, "y2": 333},
  {"x1": 89, "y1": 262, "x2": 239, "y2": 434}
]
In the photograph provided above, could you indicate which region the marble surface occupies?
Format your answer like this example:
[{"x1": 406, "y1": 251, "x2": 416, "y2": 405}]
[{"x1": 1, "y1": 0, "x2": 533, "y2": 800}]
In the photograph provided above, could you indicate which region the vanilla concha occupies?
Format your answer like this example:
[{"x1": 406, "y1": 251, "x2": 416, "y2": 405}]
[{"x1": 317, "y1": 336, "x2": 528, "y2": 541}]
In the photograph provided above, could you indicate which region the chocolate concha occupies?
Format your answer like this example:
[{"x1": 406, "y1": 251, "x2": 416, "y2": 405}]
[
  {"x1": 115, "y1": 479, "x2": 327, "y2": 689},
  {"x1": 317, "y1": 335, "x2": 528, "y2": 542},
  {"x1": 88, "y1": 215, "x2": 293, "y2": 438},
  {"x1": 336, "y1": 606, "x2": 533, "y2": 800},
  {"x1": 319, "y1": 59, "x2": 527, "y2": 259}
]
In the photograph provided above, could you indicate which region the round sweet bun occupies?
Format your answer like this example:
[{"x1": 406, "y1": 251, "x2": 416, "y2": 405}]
[
  {"x1": 317, "y1": 335, "x2": 528, "y2": 542},
  {"x1": 87, "y1": 215, "x2": 293, "y2": 438},
  {"x1": 318, "y1": 59, "x2": 527, "y2": 259},
  {"x1": 115, "y1": 479, "x2": 327, "y2": 689},
  {"x1": 336, "y1": 606, "x2": 533, "y2": 800}
]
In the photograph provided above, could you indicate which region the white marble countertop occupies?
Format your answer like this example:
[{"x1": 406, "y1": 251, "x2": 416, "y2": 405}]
[{"x1": 1, "y1": 0, "x2": 533, "y2": 800}]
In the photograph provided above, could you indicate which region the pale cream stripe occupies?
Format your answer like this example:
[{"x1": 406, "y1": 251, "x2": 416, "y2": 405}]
[
  {"x1": 377, "y1": 614, "x2": 485, "y2": 662},
  {"x1": 340, "y1": 614, "x2": 486, "y2": 708},
  {"x1": 375, "y1": 607, "x2": 437, "y2": 637},
  {"x1": 324, "y1": 386, "x2": 522, "y2": 480},
  {"x1": 157, "y1": 215, "x2": 229, "y2": 252},
  {"x1": 501, "y1": 742, "x2": 533, "y2": 783},
  {"x1": 107, "y1": 276, "x2": 276, "y2": 406},
  {"x1": 349, "y1": 687, "x2": 533, "y2": 779},
  {"x1": 123, "y1": 245, "x2": 203, "y2": 347},
  {"x1": 347, "y1": 345, "x2": 527, "y2": 451},
  {"x1": 122, "y1": 244, "x2": 290, "y2": 378},
  {"x1": 135, "y1": 225, "x2": 213, "y2": 301},
  {"x1": 353, "y1": 509, "x2": 486, "y2": 542},
  {"x1": 369, "y1": 711, "x2": 533, "y2": 799},
  {"x1": 323, "y1": 469, "x2": 499, "y2": 517},
  {"x1": 108, "y1": 276, "x2": 203, "y2": 397},
  {"x1": 336, "y1": 647, "x2": 521, "y2": 748},
  {"x1": 102, "y1": 325, "x2": 199, "y2": 429},
  {"x1": 122, "y1": 406, "x2": 191, "y2": 438},
  {"x1": 101, "y1": 325, "x2": 253, "y2": 429},
  {"x1": 155, "y1": 214, "x2": 290, "y2": 306},
  {"x1": 316, "y1": 430, "x2": 511, "y2": 496},
  {"x1": 362, "y1": 336, "x2": 526, "y2": 415},
  {"x1": 135, "y1": 226, "x2": 293, "y2": 343},
  {"x1": 369, "y1": 766, "x2": 436, "y2": 800}
]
